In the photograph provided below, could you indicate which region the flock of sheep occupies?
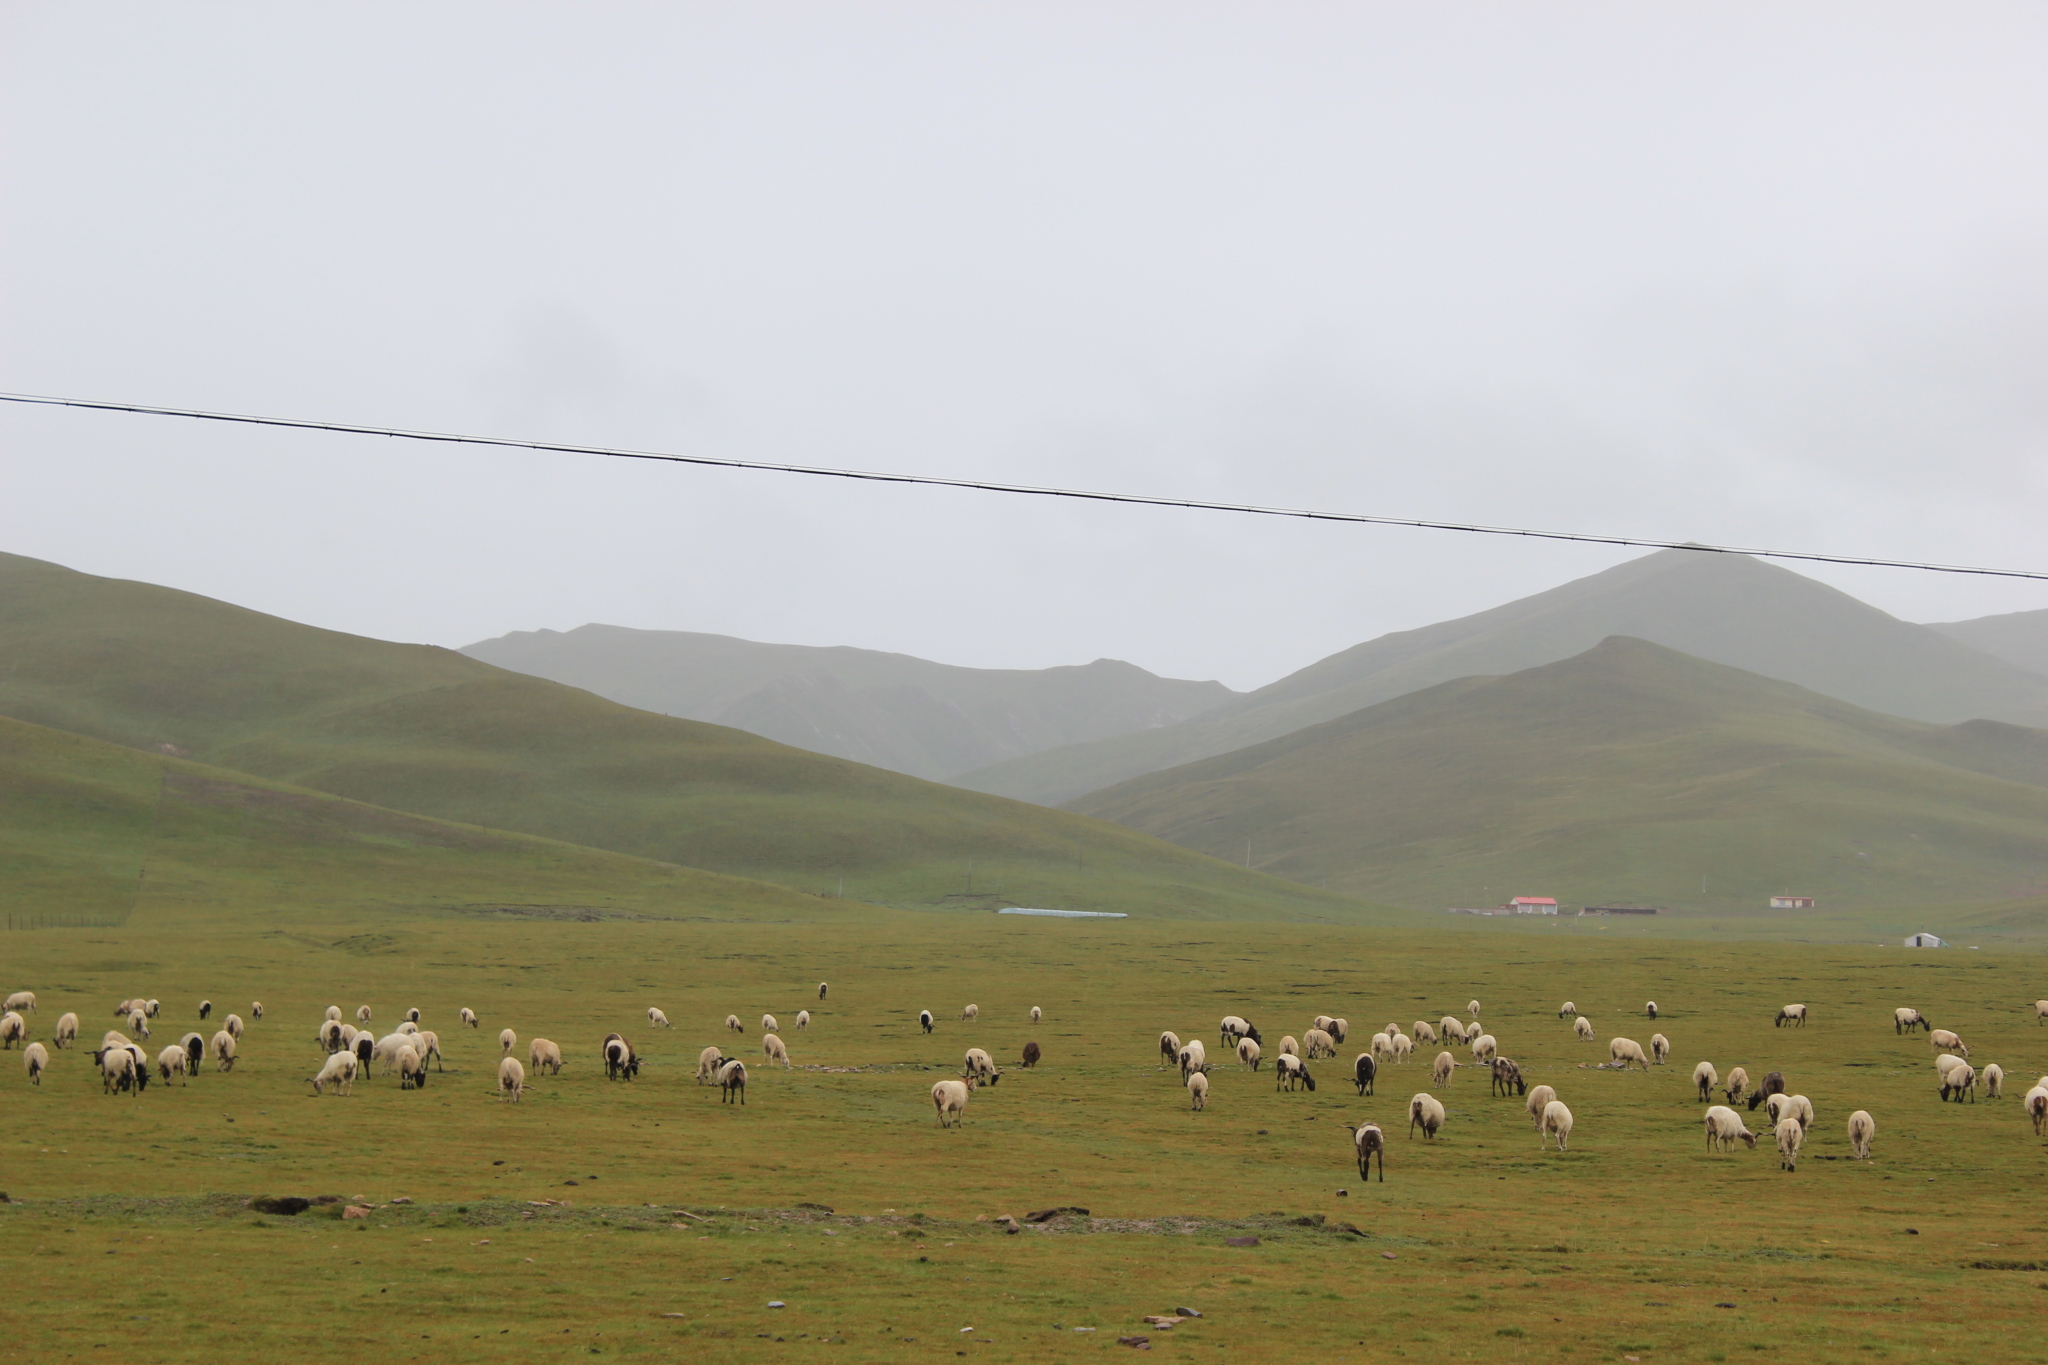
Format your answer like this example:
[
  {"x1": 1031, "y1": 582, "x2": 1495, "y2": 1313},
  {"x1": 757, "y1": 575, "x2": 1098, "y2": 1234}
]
[{"x1": 1, "y1": 992, "x2": 255, "y2": 1095}]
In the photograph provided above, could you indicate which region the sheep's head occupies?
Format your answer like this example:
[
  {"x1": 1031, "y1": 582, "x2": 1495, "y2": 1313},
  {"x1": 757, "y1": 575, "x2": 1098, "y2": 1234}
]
[{"x1": 1738, "y1": 1132, "x2": 1758, "y2": 1149}]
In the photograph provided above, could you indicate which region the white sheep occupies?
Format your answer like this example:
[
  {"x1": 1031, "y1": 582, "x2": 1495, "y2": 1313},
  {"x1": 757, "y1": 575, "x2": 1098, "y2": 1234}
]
[
  {"x1": 1983, "y1": 1063, "x2": 2005, "y2": 1100},
  {"x1": 726, "y1": 1013, "x2": 745, "y2": 1034},
  {"x1": 1934, "y1": 1051, "x2": 1968, "y2": 1079},
  {"x1": 406, "y1": 1008, "x2": 421, "y2": 1024},
  {"x1": 1541, "y1": 1100, "x2": 1574, "y2": 1151},
  {"x1": 1775, "y1": 1116, "x2": 1804, "y2": 1171},
  {"x1": 2026, "y1": 1086, "x2": 2048, "y2": 1136},
  {"x1": 1649, "y1": 1033, "x2": 1670, "y2": 1065},
  {"x1": 25, "y1": 1040, "x2": 49, "y2": 1085},
  {"x1": 696, "y1": 1046, "x2": 727, "y2": 1084},
  {"x1": 1725, "y1": 1066, "x2": 1750, "y2": 1104},
  {"x1": 931, "y1": 1077, "x2": 970, "y2": 1127},
  {"x1": 1574, "y1": 1016, "x2": 1595, "y2": 1041},
  {"x1": 101, "y1": 1044, "x2": 137, "y2": 1093},
  {"x1": 1391, "y1": 1032, "x2": 1415, "y2": 1064},
  {"x1": 763, "y1": 1033, "x2": 791, "y2": 1069},
  {"x1": 1303, "y1": 1028, "x2": 1337, "y2": 1060},
  {"x1": 648, "y1": 1007, "x2": 672, "y2": 1029},
  {"x1": 3, "y1": 991, "x2": 35, "y2": 1014},
  {"x1": 1275, "y1": 1053, "x2": 1315, "y2": 1092},
  {"x1": 126, "y1": 1009, "x2": 150, "y2": 1040},
  {"x1": 1281, "y1": 1034, "x2": 1304, "y2": 1059},
  {"x1": 1179, "y1": 1038, "x2": 1208, "y2": 1079},
  {"x1": 373, "y1": 1033, "x2": 417, "y2": 1073},
  {"x1": 818, "y1": 982, "x2": 828, "y2": 1000},
  {"x1": 1158, "y1": 1030, "x2": 1183, "y2": 1068},
  {"x1": 396, "y1": 1020, "x2": 419, "y2": 1037},
  {"x1": 1703, "y1": 1105, "x2": 1758, "y2": 1151},
  {"x1": 1186, "y1": 1071, "x2": 1209, "y2": 1110},
  {"x1": 460, "y1": 1007, "x2": 478, "y2": 1028},
  {"x1": 1439, "y1": 1016, "x2": 1467, "y2": 1044},
  {"x1": 416, "y1": 1030, "x2": 443, "y2": 1071},
  {"x1": 1237, "y1": 1037, "x2": 1262, "y2": 1070},
  {"x1": 1929, "y1": 1029, "x2": 1967, "y2": 1057},
  {"x1": 1347, "y1": 1122, "x2": 1386, "y2": 1181},
  {"x1": 356, "y1": 1005, "x2": 372, "y2": 1024},
  {"x1": 1526, "y1": 1083, "x2": 1557, "y2": 1130},
  {"x1": 960, "y1": 1004, "x2": 979, "y2": 1021},
  {"x1": 1367, "y1": 1031, "x2": 1390, "y2": 1061},
  {"x1": 1694, "y1": 1061, "x2": 1719, "y2": 1102},
  {"x1": 224, "y1": 1013, "x2": 244, "y2": 1041},
  {"x1": 145, "y1": 999, "x2": 160, "y2": 1018},
  {"x1": 918, "y1": 1010, "x2": 934, "y2": 1034},
  {"x1": 529, "y1": 1038, "x2": 563, "y2": 1075},
  {"x1": 718, "y1": 1058, "x2": 748, "y2": 1104},
  {"x1": 0, "y1": 1012, "x2": 26, "y2": 1049},
  {"x1": 796, "y1": 1010, "x2": 811, "y2": 1030},
  {"x1": 1940, "y1": 1062, "x2": 1978, "y2": 1103},
  {"x1": 1408, "y1": 1091, "x2": 1446, "y2": 1140},
  {"x1": 2035, "y1": 999, "x2": 2048, "y2": 1025},
  {"x1": 1763, "y1": 1093, "x2": 1794, "y2": 1126},
  {"x1": 1029, "y1": 1005, "x2": 1042, "y2": 1023},
  {"x1": 1432, "y1": 1050, "x2": 1456, "y2": 1088},
  {"x1": 397, "y1": 1046, "x2": 427, "y2": 1090},
  {"x1": 762, "y1": 1013, "x2": 779, "y2": 1034},
  {"x1": 211, "y1": 1030, "x2": 237, "y2": 1071},
  {"x1": 1609, "y1": 1038, "x2": 1649, "y2": 1072},
  {"x1": 1646, "y1": 1001, "x2": 1659, "y2": 1020},
  {"x1": 54, "y1": 1012, "x2": 79, "y2": 1049},
  {"x1": 250, "y1": 1002, "x2": 263, "y2": 1020},
  {"x1": 1412, "y1": 1020, "x2": 1438, "y2": 1044},
  {"x1": 961, "y1": 1047, "x2": 1000, "y2": 1086},
  {"x1": 1787, "y1": 1094, "x2": 1814, "y2": 1131},
  {"x1": 1219, "y1": 1016, "x2": 1253, "y2": 1046},
  {"x1": 1558, "y1": 1001, "x2": 1577, "y2": 1018},
  {"x1": 325, "y1": 1005, "x2": 342, "y2": 1022},
  {"x1": 499, "y1": 1055, "x2": 525, "y2": 1101},
  {"x1": 1894, "y1": 1007, "x2": 1928, "y2": 1034},
  {"x1": 309, "y1": 1051, "x2": 356, "y2": 1095},
  {"x1": 1775, "y1": 1003, "x2": 1808, "y2": 1028},
  {"x1": 1847, "y1": 1109, "x2": 1875, "y2": 1160},
  {"x1": 1467, "y1": 999, "x2": 1481, "y2": 1018},
  {"x1": 1469, "y1": 1034, "x2": 1498, "y2": 1064},
  {"x1": 499, "y1": 1028, "x2": 517, "y2": 1055},
  {"x1": 157, "y1": 1044, "x2": 189, "y2": 1085}
]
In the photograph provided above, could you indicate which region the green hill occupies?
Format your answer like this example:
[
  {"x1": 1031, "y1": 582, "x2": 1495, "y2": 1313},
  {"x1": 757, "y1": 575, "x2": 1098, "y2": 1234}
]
[
  {"x1": 958, "y1": 549, "x2": 2048, "y2": 805},
  {"x1": 1927, "y1": 606, "x2": 2048, "y2": 679},
  {"x1": 1066, "y1": 636, "x2": 2048, "y2": 912},
  {"x1": 0, "y1": 552, "x2": 1361, "y2": 921}
]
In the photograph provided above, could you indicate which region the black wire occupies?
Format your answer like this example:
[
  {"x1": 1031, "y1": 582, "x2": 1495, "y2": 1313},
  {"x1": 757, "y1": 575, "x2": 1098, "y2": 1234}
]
[{"x1": 4, "y1": 388, "x2": 2043, "y2": 582}]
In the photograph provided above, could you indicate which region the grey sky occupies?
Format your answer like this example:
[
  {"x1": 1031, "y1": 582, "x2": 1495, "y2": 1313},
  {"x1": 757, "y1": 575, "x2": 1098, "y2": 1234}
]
[{"x1": 4, "y1": 4, "x2": 2043, "y2": 690}]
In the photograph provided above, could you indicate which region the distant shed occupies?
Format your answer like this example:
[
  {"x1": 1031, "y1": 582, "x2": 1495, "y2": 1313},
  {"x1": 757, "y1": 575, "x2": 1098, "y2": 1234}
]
[
  {"x1": 1505, "y1": 896, "x2": 1559, "y2": 915},
  {"x1": 1770, "y1": 895, "x2": 1816, "y2": 909},
  {"x1": 1905, "y1": 932, "x2": 1947, "y2": 948}
]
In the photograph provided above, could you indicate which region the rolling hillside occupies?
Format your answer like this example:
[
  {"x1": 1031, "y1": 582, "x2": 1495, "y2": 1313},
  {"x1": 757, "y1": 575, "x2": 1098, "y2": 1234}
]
[
  {"x1": 460, "y1": 624, "x2": 1237, "y2": 781},
  {"x1": 1067, "y1": 636, "x2": 2048, "y2": 912},
  {"x1": 958, "y1": 549, "x2": 2048, "y2": 805},
  {"x1": 1927, "y1": 606, "x2": 2048, "y2": 679},
  {"x1": 0, "y1": 552, "x2": 1359, "y2": 921}
]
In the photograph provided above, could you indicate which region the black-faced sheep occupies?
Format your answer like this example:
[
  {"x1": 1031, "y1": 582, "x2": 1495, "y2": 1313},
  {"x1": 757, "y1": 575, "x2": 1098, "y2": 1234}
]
[
  {"x1": 157, "y1": 1044, "x2": 188, "y2": 1085},
  {"x1": 1352, "y1": 1053, "x2": 1378, "y2": 1097},
  {"x1": 1746, "y1": 1071, "x2": 1785, "y2": 1112},
  {"x1": 719, "y1": 1058, "x2": 748, "y2": 1104},
  {"x1": 0, "y1": 1012, "x2": 26, "y2": 1049},
  {"x1": 25, "y1": 1040, "x2": 49, "y2": 1085},
  {"x1": 1775, "y1": 1003, "x2": 1808, "y2": 1028},
  {"x1": 1650, "y1": 1033, "x2": 1670, "y2": 1066},
  {"x1": 1895, "y1": 1007, "x2": 1928, "y2": 1034},
  {"x1": 1346, "y1": 1122, "x2": 1386, "y2": 1181},
  {"x1": 762, "y1": 1013, "x2": 779, "y2": 1034},
  {"x1": 796, "y1": 1010, "x2": 811, "y2": 1030},
  {"x1": 1558, "y1": 1001, "x2": 1576, "y2": 1018},
  {"x1": 405, "y1": 1008, "x2": 420, "y2": 1024},
  {"x1": 459, "y1": 1007, "x2": 478, "y2": 1028},
  {"x1": 356, "y1": 1005, "x2": 372, "y2": 1024},
  {"x1": 1490, "y1": 1057, "x2": 1526, "y2": 1096},
  {"x1": 1029, "y1": 1006, "x2": 1042, "y2": 1023},
  {"x1": 54, "y1": 1012, "x2": 79, "y2": 1049},
  {"x1": 1646, "y1": 1001, "x2": 1659, "y2": 1020},
  {"x1": 1275, "y1": 1053, "x2": 1315, "y2": 1092},
  {"x1": 2026, "y1": 1086, "x2": 2048, "y2": 1135},
  {"x1": 1159, "y1": 1031, "x2": 1182, "y2": 1069},
  {"x1": 1940, "y1": 1062, "x2": 1977, "y2": 1103},
  {"x1": 1179, "y1": 1039, "x2": 1208, "y2": 1080},
  {"x1": 1022, "y1": 1041, "x2": 1042, "y2": 1067},
  {"x1": 198, "y1": 1000, "x2": 212, "y2": 1021},
  {"x1": 918, "y1": 1010, "x2": 934, "y2": 1035},
  {"x1": 397, "y1": 1046, "x2": 427, "y2": 1090},
  {"x1": 818, "y1": 982, "x2": 829, "y2": 1000},
  {"x1": 726, "y1": 1014, "x2": 745, "y2": 1034},
  {"x1": 604, "y1": 1035, "x2": 640, "y2": 1081}
]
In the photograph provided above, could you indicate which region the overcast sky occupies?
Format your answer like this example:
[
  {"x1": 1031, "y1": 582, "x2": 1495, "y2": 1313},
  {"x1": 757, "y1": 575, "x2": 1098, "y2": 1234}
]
[{"x1": 4, "y1": 4, "x2": 2044, "y2": 689}]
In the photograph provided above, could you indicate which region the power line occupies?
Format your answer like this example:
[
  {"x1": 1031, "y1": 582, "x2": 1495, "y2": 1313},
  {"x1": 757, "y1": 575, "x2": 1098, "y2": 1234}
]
[{"x1": 4, "y1": 388, "x2": 2044, "y2": 582}]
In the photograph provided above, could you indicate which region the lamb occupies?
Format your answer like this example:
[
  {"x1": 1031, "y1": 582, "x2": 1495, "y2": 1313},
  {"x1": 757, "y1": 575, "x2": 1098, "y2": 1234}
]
[
  {"x1": 1574, "y1": 1016, "x2": 1595, "y2": 1041},
  {"x1": 763, "y1": 1033, "x2": 792, "y2": 1069},
  {"x1": 1469, "y1": 1034, "x2": 1498, "y2": 1064},
  {"x1": 1022, "y1": 1041, "x2": 1042, "y2": 1067},
  {"x1": 54, "y1": 1012, "x2": 79, "y2": 1048},
  {"x1": 25, "y1": 1041, "x2": 49, "y2": 1085},
  {"x1": 959, "y1": 1004, "x2": 979, "y2": 1022},
  {"x1": 157, "y1": 1044, "x2": 189, "y2": 1085},
  {"x1": 796, "y1": 1010, "x2": 811, "y2": 1030},
  {"x1": 0, "y1": 1012, "x2": 25, "y2": 1049},
  {"x1": 1391, "y1": 1032, "x2": 1415, "y2": 1064},
  {"x1": 603, "y1": 1035, "x2": 641, "y2": 1081},
  {"x1": 727, "y1": 1014, "x2": 746, "y2": 1034},
  {"x1": 696, "y1": 1046, "x2": 727, "y2": 1084},
  {"x1": 1526, "y1": 1083, "x2": 1558, "y2": 1130},
  {"x1": 1159, "y1": 1031, "x2": 1183, "y2": 1068},
  {"x1": 1179, "y1": 1038, "x2": 1208, "y2": 1079},
  {"x1": 1432, "y1": 1050, "x2": 1456, "y2": 1088},
  {"x1": 1187, "y1": 1071, "x2": 1209, "y2": 1110},
  {"x1": 719, "y1": 1058, "x2": 748, "y2": 1104},
  {"x1": 1775, "y1": 1003, "x2": 1808, "y2": 1028},
  {"x1": 1650, "y1": 1033, "x2": 1670, "y2": 1066},
  {"x1": 1440, "y1": 1016, "x2": 1467, "y2": 1044},
  {"x1": 1412, "y1": 1020, "x2": 1437, "y2": 1044},
  {"x1": 1983, "y1": 1063, "x2": 2005, "y2": 1100},
  {"x1": 1646, "y1": 1001, "x2": 1659, "y2": 1020},
  {"x1": 918, "y1": 1010, "x2": 934, "y2": 1034},
  {"x1": 1467, "y1": 999, "x2": 1481, "y2": 1019},
  {"x1": 647, "y1": 1008, "x2": 672, "y2": 1029},
  {"x1": 930, "y1": 1077, "x2": 968, "y2": 1126},
  {"x1": 1609, "y1": 1038, "x2": 1649, "y2": 1072},
  {"x1": 498, "y1": 1055, "x2": 525, "y2": 1101},
  {"x1": 1281, "y1": 1035, "x2": 1303, "y2": 1059},
  {"x1": 356, "y1": 1005, "x2": 372, "y2": 1024},
  {"x1": 1489, "y1": 1057, "x2": 1526, "y2": 1096},
  {"x1": 1275, "y1": 1053, "x2": 1316, "y2": 1092},
  {"x1": 1703, "y1": 1105, "x2": 1758, "y2": 1151},
  {"x1": 1029, "y1": 1005, "x2": 1042, "y2": 1023},
  {"x1": 1303, "y1": 1028, "x2": 1337, "y2": 1060},
  {"x1": 459, "y1": 1007, "x2": 478, "y2": 1028},
  {"x1": 1352, "y1": 1053, "x2": 1378, "y2": 1096},
  {"x1": 1895, "y1": 1007, "x2": 1929, "y2": 1034},
  {"x1": 529, "y1": 1038, "x2": 563, "y2": 1076},
  {"x1": 1694, "y1": 1062, "x2": 1719, "y2": 1102},
  {"x1": 1346, "y1": 1122, "x2": 1387, "y2": 1181},
  {"x1": 1847, "y1": 1110, "x2": 1875, "y2": 1160},
  {"x1": 397, "y1": 1046, "x2": 427, "y2": 1090},
  {"x1": 1408, "y1": 1091, "x2": 1446, "y2": 1140},
  {"x1": 308, "y1": 1050, "x2": 356, "y2": 1095},
  {"x1": 2026, "y1": 1086, "x2": 2048, "y2": 1136},
  {"x1": 1558, "y1": 1001, "x2": 1577, "y2": 1018},
  {"x1": 223, "y1": 1013, "x2": 243, "y2": 1041},
  {"x1": 211, "y1": 1030, "x2": 237, "y2": 1071},
  {"x1": 1540, "y1": 1100, "x2": 1574, "y2": 1151},
  {"x1": 1775, "y1": 1116, "x2": 1804, "y2": 1171},
  {"x1": 1929, "y1": 1029, "x2": 1968, "y2": 1057},
  {"x1": 500, "y1": 1028, "x2": 517, "y2": 1056},
  {"x1": 762, "y1": 1014, "x2": 779, "y2": 1034},
  {"x1": 1237, "y1": 1037, "x2": 1262, "y2": 1070},
  {"x1": 1940, "y1": 1062, "x2": 1977, "y2": 1103},
  {"x1": 1725, "y1": 1067, "x2": 1750, "y2": 1105}
]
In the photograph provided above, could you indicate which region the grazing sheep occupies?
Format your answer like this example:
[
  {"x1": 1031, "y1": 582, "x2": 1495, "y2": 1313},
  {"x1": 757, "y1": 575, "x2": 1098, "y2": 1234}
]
[
  {"x1": 2025, "y1": 1086, "x2": 2048, "y2": 1135},
  {"x1": 1847, "y1": 1110, "x2": 1875, "y2": 1160},
  {"x1": 1303, "y1": 1028, "x2": 1337, "y2": 1060},
  {"x1": 1413, "y1": 1020, "x2": 1438, "y2": 1044},
  {"x1": 1776, "y1": 1116, "x2": 1804, "y2": 1171},
  {"x1": 1187, "y1": 1071, "x2": 1209, "y2": 1110},
  {"x1": 1726, "y1": 1067, "x2": 1750, "y2": 1105},
  {"x1": 1219, "y1": 1016, "x2": 1256, "y2": 1047},
  {"x1": 1984, "y1": 1063, "x2": 2005, "y2": 1100},
  {"x1": 183, "y1": 1033, "x2": 205, "y2": 1073},
  {"x1": 2, "y1": 990, "x2": 34, "y2": 1014},
  {"x1": 1650, "y1": 1033, "x2": 1670, "y2": 1066},
  {"x1": 918, "y1": 1010, "x2": 934, "y2": 1035},
  {"x1": 397, "y1": 1046, "x2": 427, "y2": 1090},
  {"x1": 1367, "y1": 1032, "x2": 1390, "y2": 1062},
  {"x1": 1346, "y1": 1122, "x2": 1387, "y2": 1181},
  {"x1": 308, "y1": 1051, "x2": 356, "y2": 1095},
  {"x1": 416, "y1": 1030, "x2": 443, "y2": 1071},
  {"x1": 316, "y1": 1019, "x2": 344, "y2": 1053},
  {"x1": 1275, "y1": 1053, "x2": 1316, "y2": 1092},
  {"x1": 647, "y1": 1008, "x2": 672, "y2": 1029},
  {"x1": 818, "y1": 982, "x2": 828, "y2": 1000},
  {"x1": 1490, "y1": 1057, "x2": 1526, "y2": 1096},
  {"x1": 1468, "y1": 1000, "x2": 1481, "y2": 1019},
  {"x1": 114, "y1": 998, "x2": 141, "y2": 1018},
  {"x1": 1574, "y1": 1016, "x2": 1596, "y2": 1041},
  {"x1": 145, "y1": 999, "x2": 160, "y2": 1018},
  {"x1": 930, "y1": 1076, "x2": 967, "y2": 1126},
  {"x1": 1895, "y1": 1007, "x2": 1929, "y2": 1034},
  {"x1": 54, "y1": 1012, "x2": 79, "y2": 1049},
  {"x1": 1237, "y1": 1037, "x2": 1262, "y2": 1070},
  {"x1": 196, "y1": 999, "x2": 211, "y2": 1021},
  {"x1": 763, "y1": 1033, "x2": 792, "y2": 1069},
  {"x1": 762, "y1": 1014, "x2": 779, "y2": 1034},
  {"x1": 356, "y1": 1005, "x2": 372, "y2": 1024},
  {"x1": 1541, "y1": 1100, "x2": 1574, "y2": 1151},
  {"x1": 0, "y1": 1012, "x2": 26, "y2": 1049},
  {"x1": 603, "y1": 1035, "x2": 641, "y2": 1081},
  {"x1": 718, "y1": 1058, "x2": 748, "y2": 1104},
  {"x1": 25, "y1": 1040, "x2": 49, "y2": 1085},
  {"x1": 1558, "y1": 1001, "x2": 1577, "y2": 1018},
  {"x1": 126, "y1": 1009, "x2": 149, "y2": 1040},
  {"x1": 1469, "y1": 1034, "x2": 1498, "y2": 1065},
  {"x1": 529, "y1": 1038, "x2": 563, "y2": 1076},
  {"x1": 499, "y1": 1028, "x2": 517, "y2": 1056},
  {"x1": 1313, "y1": 1014, "x2": 1338, "y2": 1036},
  {"x1": 1775, "y1": 1003, "x2": 1808, "y2": 1028},
  {"x1": 325, "y1": 1005, "x2": 342, "y2": 1022},
  {"x1": 498, "y1": 1055, "x2": 525, "y2": 1101},
  {"x1": 1787, "y1": 1094, "x2": 1814, "y2": 1131},
  {"x1": 1933, "y1": 1051, "x2": 1968, "y2": 1080},
  {"x1": 223, "y1": 1013, "x2": 243, "y2": 1041},
  {"x1": 1408, "y1": 1091, "x2": 1446, "y2": 1140},
  {"x1": 1328, "y1": 1018, "x2": 1350, "y2": 1044},
  {"x1": 1281, "y1": 1035, "x2": 1303, "y2": 1059},
  {"x1": 1746, "y1": 1071, "x2": 1786, "y2": 1112},
  {"x1": 100, "y1": 1044, "x2": 137, "y2": 1093},
  {"x1": 1704, "y1": 1105, "x2": 1758, "y2": 1151},
  {"x1": 1352, "y1": 1053, "x2": 1378, "y2": 1097},
  {"x1": 1159, "y1": 1030, "x2": 1182, "y2": 1068},
  {"x1": 250, "y1": 1003, "x2": 263, "y2": 1020},
  {"x1": 1763, "y1": 1093, "x2": 1794, "y2": 1128},
  {"x1": 1022, "y1": 1041, "x2": 1042, "y2": 1067},
  {"x1": 1432, "y1": 1050, "x2": 1456, "y2": 1088},
  {"x1": 1391, "y1": 1032, "x2": 1416, "y2": 1064},
  {"x1": 1383, "y1": 1020, "x2": 1402, "y2": 1041},
  {"x1": 1929, "y1": 1028, "x2": 1968, "y2": 1057},
  {"x1": 460, "y1": 1007, "x2": 478, "y2": 1028},
  {"x1": 406, "y1": 1008, "x2": 420, "y2": 1024},
  {"x1": 1029, "y1": 1005, "x2": 1042, "y2": 1023},
  {"x1": 338, "y1": 1023, "x2": 360, "y2": 1050},
  {"x1": 157, "y1": 1044, "x2": 189, "y2": 1085},
  {"x1": 1179, "y1": 1039, "x2": 1208, "y2": 1080},
  {"x1": 796, "y1": 1010, "x2": 811, "y2": 1030},
  {"x1": 1526, "y1": 1083, "x2": 1558, "y2": 1130},
  {"x1": 372, "y1": 1033, "x2": 418, "y2": 1073},
  {"x1": 696, "y1": 1046, "x2": 727, "y2": 1084},
  {"x1": 959, "y1": 1004, "x2": 978, "y2": 1022},
  {"x1": 1609, "y1": 1038, "x2": 1649, "y2": 1072},
  {"x1": 2034, "y1": 999, "x2": 2048, "y2": 1025},
  {"x1": 726, "y1": 1014, "x2": 745, "y2": 1034},
  {"x1": 1440, "y1": 1016, "x2": 1467, "y2": 1045},
  {"x1": 1694, "y1": 1062, "x2": 1719, "y2": 1102},
  {"x1": 1940, "y1": 1062, "x2": 1977, "y2": 1103},
  {"x1": 352, "y1": 1033, "x2": 374, "y2": 1072},
  {"x1": 211, "y1": 1030, "x2": 237, "y2": 1071},
  {"x1": 1646, "y1": 1001, "x2": 1659, "y2": 1020}
]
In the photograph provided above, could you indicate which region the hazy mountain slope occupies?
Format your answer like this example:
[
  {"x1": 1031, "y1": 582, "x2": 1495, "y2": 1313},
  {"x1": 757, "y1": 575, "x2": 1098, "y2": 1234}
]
[
  {"x1": 1926, "y1": 607, "x2": 2048, "y2": 679},
  {"x1": 0, "y1": 552, "x2": 1358, "y2": 921},
  {"x1": 460, "y1": 624, "x2": 1238, "y2": 781},
  {"x1": 1067, "y1": 637, "x2": 2048, "y2": 911},
  {"x1": 958, "y1": 549, "x2": 2048, "y2": 804}
]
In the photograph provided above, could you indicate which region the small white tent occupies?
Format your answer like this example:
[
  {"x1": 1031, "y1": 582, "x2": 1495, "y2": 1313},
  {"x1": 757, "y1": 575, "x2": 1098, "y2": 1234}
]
[{"x1": 1905, "y1": 932, "x2": 1947, "y2": 948}]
